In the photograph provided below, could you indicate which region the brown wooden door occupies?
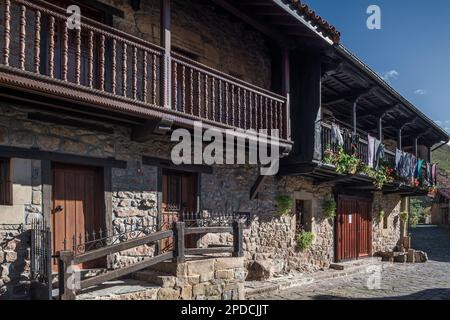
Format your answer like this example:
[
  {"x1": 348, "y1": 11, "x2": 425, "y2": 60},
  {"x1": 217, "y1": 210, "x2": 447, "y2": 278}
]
[
  {"x1": 52, "y1": 164, "x2": 105, "y2": 270},
  {"x1": 161, "y1": 170, "x2": 198, "y2": 251},
  {"x1": 336, "y1": 195, "x2": 372, "y2": 262}
]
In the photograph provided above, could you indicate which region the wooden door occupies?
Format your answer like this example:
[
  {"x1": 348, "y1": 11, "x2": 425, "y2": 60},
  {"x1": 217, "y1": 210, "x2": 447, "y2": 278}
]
[
  {"x1": 336, "y1": 195, "x2": 372, "y2": 262},
  {"x1": 161, "y1": 170, "x2": 198, "y2": 251},
  {"x1": 52, "y1": 164, "x2": 105, "y2": 270}
]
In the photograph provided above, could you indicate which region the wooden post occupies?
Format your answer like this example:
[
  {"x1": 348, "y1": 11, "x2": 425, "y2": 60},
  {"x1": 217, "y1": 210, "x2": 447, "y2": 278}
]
[
  {"x1": 378, "y1": 114, "x2": 384, "y2": 142},
  {"x1": 352, "y1": 99, "x2": 358, "y2": 135},
  {"x1": 413, "y1": 137, "x2": 418, "y2": 157},
  {"x1": 161, "y1": 0, "x2": 172, "y2": 109},
  {"x1": 59, "y1": 251, "x2": 76, "y2": 300},
  {"x1": 232, "y1": 221, "x2": 244, "y2": 258},
  {"x1": 174, "y1": 222, "x2": 185, "y2": 263},
  {"x1": 282, "y1": 48, "x2": 290, "y2": 140}
]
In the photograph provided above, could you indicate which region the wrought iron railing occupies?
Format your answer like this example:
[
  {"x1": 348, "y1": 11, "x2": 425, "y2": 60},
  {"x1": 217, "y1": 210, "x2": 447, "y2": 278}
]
[{"x1": 30, "y1": 219, "x2": 52, "y2": 300}]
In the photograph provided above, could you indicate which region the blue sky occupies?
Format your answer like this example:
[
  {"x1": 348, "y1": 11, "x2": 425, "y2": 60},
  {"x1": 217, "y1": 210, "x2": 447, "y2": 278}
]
[{"x1": 305, "y1": 0, "x2": 450, "y2": 135}]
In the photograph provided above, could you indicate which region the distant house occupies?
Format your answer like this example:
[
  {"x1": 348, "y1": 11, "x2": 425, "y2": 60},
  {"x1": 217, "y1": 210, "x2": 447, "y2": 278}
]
[{"x1": 432, "y1": 188, "x2": 450, "y2": 226}]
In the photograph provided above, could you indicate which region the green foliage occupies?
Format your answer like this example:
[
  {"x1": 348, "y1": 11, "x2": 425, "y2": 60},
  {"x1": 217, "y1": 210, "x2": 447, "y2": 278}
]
[
  {"x1": 296, "y1": 231, "x2": 315, "y2": 251},
  {"x1": 432, "y1": 144, "x2": 450, "y2": 174},
  {"x1": 376, "y1": 209, "x2": 385, "y2": 224},
  {"x1": 324, "y1": 197, "x2": 336, "y2": 220},
  {"x1": 276, "y1": 195, "x2": 294, "y2": 216},
  {"x1": 334, "y1": 147, "x2": 360, "y2": 175},
  {"x1": 409, "y1": 197, "x2": 432, "y2": 227},
  {"x1": 361, "y1": 165, "x2": 394, "y2": 190},
  {"x1": 399, "y1": 211, "x2": 409, "y2": 224}
]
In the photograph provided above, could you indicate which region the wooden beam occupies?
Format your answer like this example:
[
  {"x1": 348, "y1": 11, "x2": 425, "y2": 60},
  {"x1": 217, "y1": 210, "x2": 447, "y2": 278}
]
[
  {"x1": 161, "y1": 0, "x2": 171, "y2": 108},
  {"x1": 322, "y1": 87, "x2": 374, "y2": 106},
  {"x1": 282, "y1": 48, "x2": 291, "y2": 140},
  {"x1": 210, "y1": 0, "x2": 289, "y2": 46},
  {"x1": 0, "y1": 145, "x2": 127, "y2": 168},
  {"x1": 131, "y1": 118, "x2": 173, "y2": 142}
]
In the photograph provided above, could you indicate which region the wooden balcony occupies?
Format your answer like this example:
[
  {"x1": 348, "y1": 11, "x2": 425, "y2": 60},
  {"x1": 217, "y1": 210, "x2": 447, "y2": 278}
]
[
  {"x1": 319, "y1": 121, "x2": 433, "y2": 192},
  {"x1": 319, "y1": 122, "x2": 396, "y2": 168},
  {"x1": 0, "y1": 0, "x2": 289, "y2": 141}
]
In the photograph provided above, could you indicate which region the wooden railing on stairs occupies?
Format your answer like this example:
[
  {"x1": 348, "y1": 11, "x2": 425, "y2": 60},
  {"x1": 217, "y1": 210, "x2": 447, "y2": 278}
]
[{"x1": 57, "y1": 221, "x2": 244, "y2": 300}]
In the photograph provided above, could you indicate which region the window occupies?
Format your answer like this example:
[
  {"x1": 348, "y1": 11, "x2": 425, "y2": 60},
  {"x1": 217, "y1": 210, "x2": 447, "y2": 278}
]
[
  {"x1": 295, "y1": 199, "x2": 312, "y2": 232},
  {"x1": 0, "y1": 159, "x2": 12, "y2": 205}
]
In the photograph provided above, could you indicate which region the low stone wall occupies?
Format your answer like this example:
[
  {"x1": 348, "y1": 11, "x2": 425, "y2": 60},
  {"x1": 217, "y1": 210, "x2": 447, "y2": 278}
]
[
  {"x1": 0, "y1": 226, "x2": 31, "y2": 300},
  {"x1": 85, "y1": 257, "x2": 246, "y2": 300}
]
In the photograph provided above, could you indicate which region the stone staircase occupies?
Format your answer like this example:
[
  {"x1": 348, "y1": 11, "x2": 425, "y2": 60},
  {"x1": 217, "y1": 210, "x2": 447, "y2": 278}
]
[{"x1": 246, "y1": 257, "x2": 383, "y2": 299}]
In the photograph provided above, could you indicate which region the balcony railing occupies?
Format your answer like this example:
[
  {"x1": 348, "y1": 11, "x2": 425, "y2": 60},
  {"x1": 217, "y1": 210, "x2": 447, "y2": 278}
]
[
  {"x1": 0, "y1": 0, "x2": 289, "y2": 140},
  {"x1": 319, "y1": 121, "x2": 433, "y2": 187},
  {"x1": 172, "y1": 53, "x2": 288, "y2": 139}
]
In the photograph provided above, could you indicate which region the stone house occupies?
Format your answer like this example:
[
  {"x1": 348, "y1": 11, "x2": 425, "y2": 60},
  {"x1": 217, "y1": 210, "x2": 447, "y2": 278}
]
[
  {"x1": 0, "y1": 0, "x2": 449, "y2": 300},
  {"x1": 431, "y1": 188, "x2": 450, "y2": 226}
]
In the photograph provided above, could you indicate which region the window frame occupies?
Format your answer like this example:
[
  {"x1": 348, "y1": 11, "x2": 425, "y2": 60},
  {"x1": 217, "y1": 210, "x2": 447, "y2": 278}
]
[{"x1": 0, "y1": 158, "x2": 12, "y2": 206}]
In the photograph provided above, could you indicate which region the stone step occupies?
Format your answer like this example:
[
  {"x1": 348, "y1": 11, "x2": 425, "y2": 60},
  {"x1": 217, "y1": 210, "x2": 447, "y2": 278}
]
[
  {"x1": 76, "y1": 279, "x2": 161, "y2": 300},
  {"x1": 246, "y1": 258, "x2": 383, "y2": 299},
  {"x1": 132, "y1": 270, "x2": 177, "y2": 288},
  {"x1": 329, "y1": 257, "x2": 382, "y2": 270}
]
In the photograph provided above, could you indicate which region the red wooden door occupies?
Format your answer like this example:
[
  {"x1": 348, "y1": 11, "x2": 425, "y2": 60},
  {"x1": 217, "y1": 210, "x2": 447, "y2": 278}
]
[
  {"x1": 336, "y1": 196, "x2": 372, "y2": 262},
  {"x1": 161, "y1": 171, "x2": 198, "y2": 251},
  {"x1": 52, "y1": 164, "x2": 105, "y2": 270}
]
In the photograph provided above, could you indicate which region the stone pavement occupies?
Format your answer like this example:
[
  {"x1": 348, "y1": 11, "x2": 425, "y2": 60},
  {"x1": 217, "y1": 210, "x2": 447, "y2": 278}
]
[{"x1": 253, "y1": 225, "x2": 450, "y2": 300}]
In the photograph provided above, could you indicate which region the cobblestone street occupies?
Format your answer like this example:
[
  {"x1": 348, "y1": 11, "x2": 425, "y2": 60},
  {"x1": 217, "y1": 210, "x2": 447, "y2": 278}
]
[{"x1": 257, "y1": 226, "x2": 450, "y2": 300}]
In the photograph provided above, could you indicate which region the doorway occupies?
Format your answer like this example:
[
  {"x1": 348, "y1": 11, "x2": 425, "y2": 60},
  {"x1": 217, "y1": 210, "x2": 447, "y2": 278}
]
[
  {"x1": 336, "y1": 195, "x2": 373, "y2": 262},
  {"x1": 51, "y1": 163, "x2": 106, "y2": 270}
]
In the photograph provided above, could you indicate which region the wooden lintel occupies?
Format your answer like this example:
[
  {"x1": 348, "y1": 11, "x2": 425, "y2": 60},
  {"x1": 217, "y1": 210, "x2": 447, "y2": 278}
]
[{"x1": 131, "y1": 118, "x2": 173, "y2": 142}]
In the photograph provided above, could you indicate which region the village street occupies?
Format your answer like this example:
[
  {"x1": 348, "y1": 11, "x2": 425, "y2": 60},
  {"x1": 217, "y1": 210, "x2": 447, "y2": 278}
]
[{"x1": 256, "y1": 226, "x2": 450, "y2": 300}]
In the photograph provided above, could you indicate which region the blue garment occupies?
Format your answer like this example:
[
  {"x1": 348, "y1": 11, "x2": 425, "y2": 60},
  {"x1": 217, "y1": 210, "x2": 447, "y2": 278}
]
[{"x1": 404, "y1": 154, "x2": 411, "y2": 178}]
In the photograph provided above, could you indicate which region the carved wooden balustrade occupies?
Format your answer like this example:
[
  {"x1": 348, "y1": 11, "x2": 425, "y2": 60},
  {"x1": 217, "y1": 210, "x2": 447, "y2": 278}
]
[{"x1": 0, "y1": 0, "x2": 289, "y2": 141}]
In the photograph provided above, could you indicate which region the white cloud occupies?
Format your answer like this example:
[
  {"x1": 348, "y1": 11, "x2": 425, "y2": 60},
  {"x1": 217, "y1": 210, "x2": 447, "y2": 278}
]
[
  {"x1": 381, "y1": 70, "x2": 399, "y2": 82},
  {"x1": 414, "y1": 89, "x2": 427, "y2": 95},
  {"x1": 435, "y1": 120, "x2": 442, "y2": 125}
]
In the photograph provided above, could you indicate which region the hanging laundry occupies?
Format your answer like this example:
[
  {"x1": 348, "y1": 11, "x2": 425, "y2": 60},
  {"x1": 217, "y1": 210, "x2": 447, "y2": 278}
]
[
  {"x1": 432, "y1": 164, "x2": 438, "y2": 186},
  {"x1": 404, "y1": 153, "x2": 411, "y2": 178},
  {"x1": 367, "y1": 135, "x2": 375, "y2": 168},
  {"x1": 395, "y1": 149, "x2": 402, "y2": 172},
  {"x1": 415, "y1": 159, "x2": 424, "y2": 181},
  {"x1": 426, "y1": 163, "x2": 432, "y2": 185},
  {"x1": 331, "y1": 123, "x2": 344, "y2": 147},
  {"x1": 374, "y1": 140, "x2": 384, "y2": 171}
]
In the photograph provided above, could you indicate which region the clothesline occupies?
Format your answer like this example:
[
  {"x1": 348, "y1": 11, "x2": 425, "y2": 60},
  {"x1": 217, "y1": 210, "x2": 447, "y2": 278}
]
[{"x1": 329, "y1": 122, "x2": 438, "y2": 186}]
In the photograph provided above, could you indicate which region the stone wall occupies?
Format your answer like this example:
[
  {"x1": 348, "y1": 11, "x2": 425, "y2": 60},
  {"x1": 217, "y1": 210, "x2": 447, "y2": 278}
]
[
  {"x1": 81, "y1": 257, "x2": 246, "y2": 300},
  {"x1": 372, "y1": 192, "x2": 402, "y2": 253},
  {"x1": 99, "y1": 0, "x2": 272, "y2": 89},
  {"x1": 0, "y1": 226, "x2": 31, "y2": 300},
  {"x1": 200, "y1": 167, "x2": 336, "y2": 278}
]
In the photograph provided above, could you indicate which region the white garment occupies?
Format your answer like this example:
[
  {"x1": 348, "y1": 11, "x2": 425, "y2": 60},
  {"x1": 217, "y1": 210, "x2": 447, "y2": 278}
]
[{"x1": 367, "y1": 135, "x2": 375, "y2": 168}]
